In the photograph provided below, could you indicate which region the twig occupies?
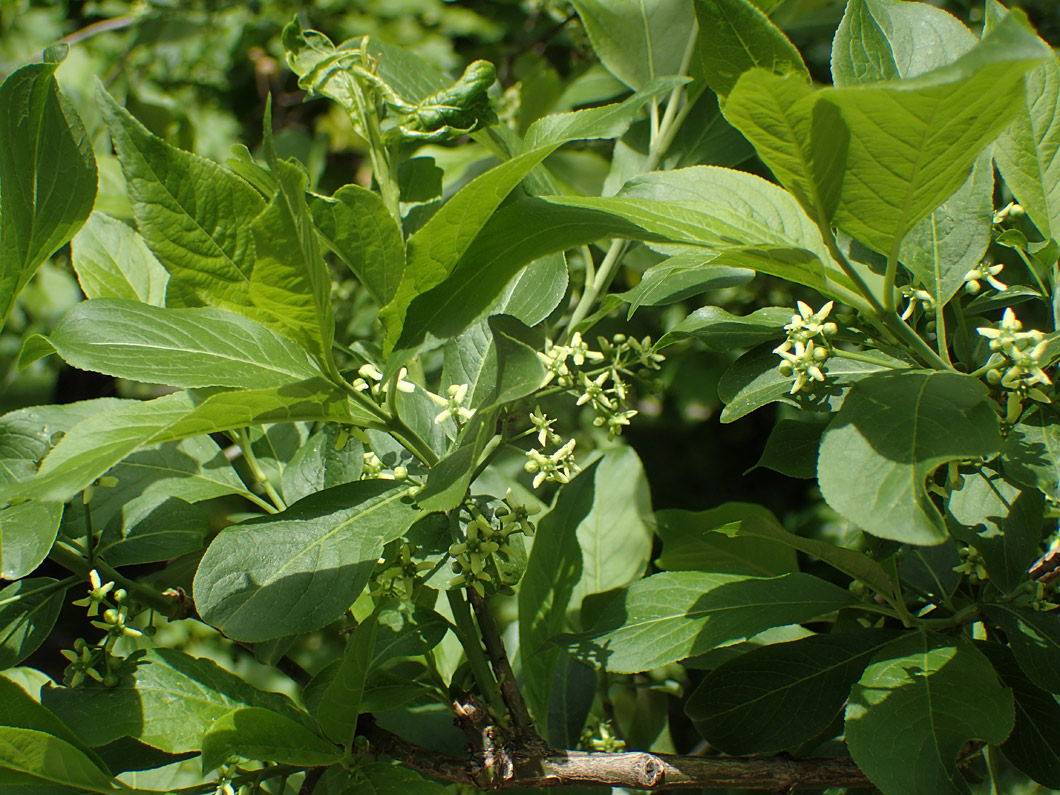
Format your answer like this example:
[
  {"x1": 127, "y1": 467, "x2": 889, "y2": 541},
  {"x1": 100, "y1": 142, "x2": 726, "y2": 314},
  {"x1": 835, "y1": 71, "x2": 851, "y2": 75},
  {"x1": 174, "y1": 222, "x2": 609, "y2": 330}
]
[{"x1": 367, "y1": 723, "x2": 870, "y2": 790}]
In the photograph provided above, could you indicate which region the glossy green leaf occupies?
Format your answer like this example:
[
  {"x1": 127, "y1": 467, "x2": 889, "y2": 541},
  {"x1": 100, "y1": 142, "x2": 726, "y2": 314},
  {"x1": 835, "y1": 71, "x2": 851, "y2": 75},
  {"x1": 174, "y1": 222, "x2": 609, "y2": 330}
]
[
  {"x1": 70, "y1": 212, "x2": 168, "y2": 306},
  {"x1": 830, "y1": 0, "x2": 976, "y2": 87},
  {"x1": 982, "y1": 604, "x2": 1060, "y2": 693},
  {"x1": 0, "y1": 501, "x2": 62, "y2": 580},
  {"x1": 656, "y1": 305, "x2": 789, "y2": 350},
  {"x1": 22, "y1": 299, "x2": 320, "y2": 389},
  {"x1": 565, "y1": 570, "x2": 857, "y2": 674},
  {"x1": 723, "y1": 70, "x2": 847, "y2": 227},
  {"x1": 249, "y1": 144, "x2": 335, "y2": 371},
  {"x1": 42, "y1": 648, "x2": 310, "y2": 753},
  {"x1": 281, "y1": 424, "x2": 364, "y2": 505},
  {"x1": 0, "y1": 61, "x2": 96, "y2": 330},
  {"x1": 571, "y1": 0, "x2": 696, "y2": 90},
  {"x1": 317, "y1": 613, "x2": 378, "y2": 745},
  {"x1": 98, "y1": 85, "x2": 265, "y2": 310},
  {"x1": 822, "y1": 12, "x2": 1049, "y2": 256},
  {"x1": 194, "y1": 481, "x2": 420, "y2": 642},
  {"x1": 96, "y1": 495, "x2": 208, "y2": 567},
  {"x1": 947, "y1": 471, "x2": 1043, "y2": 593},
  {"x1": 693, "y1": 0, "x2": 808, "y2": 100},
  {"x1": 1003, "y1": 413, "x2": 1060, "y2": 500},
  {"x1": 311, "y1": 184, "x2": 405, "y2": 305},
  {"x1": 519, "y1": 450, "x2": 652, "y2": 724},
  {"x1": 524, "y1": 77, "x2": 685, "y2": 149},
  {"x1": 818, "y1": 372, "x2": 1001, "y2": 545},
  {"x1": 619, "y1": 253, "x2": 752, "y2": 317},
  {"x1": 5, "y1": 380, "x2": 374, "y2": 506},
  {"x1": 686, "y1": 629, "x2": 899, "y2": 754},
  {"x1": 981, "y1": 642, "x2": 1060, "y2": 789},
  {"x1": 845, "y1": 632, "x2": 1014, "y2": 795},
  {"x1": 992, "y1": 10, "x2": 1060, "y2": 241},
  {"x1": 0, "y1": 579, "x2": 65, "y2": 670},
  {"x1": 200, "y1": 706, "x2": 339, "y2": 772},
  {"x1": 0, "y1": 727, "x2": 115, "y2": 793},
  {"x1": 653, "y1": 506, "x2": 796, "y2": 576},
  {"x1": 382, "y1": 145, "x2": 558, "y2": 359}
]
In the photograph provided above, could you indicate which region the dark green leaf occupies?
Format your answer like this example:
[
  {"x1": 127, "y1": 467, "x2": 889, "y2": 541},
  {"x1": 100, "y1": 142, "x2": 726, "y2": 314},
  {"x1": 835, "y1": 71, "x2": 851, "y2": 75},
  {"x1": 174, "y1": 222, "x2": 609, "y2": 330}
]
[
  {"x1": 343, "y1": 762, "x2": 449, "y2": 795},
  {"x1": 96, "y1": 495, "x2": 209, "y2": 567},
  {"x1": 194, "y1": 481, "x2": 420, "y2": 641},
  {"x1": 687, "y1": 629, "x2": 899, "y2": 754},
  {"x1": 753, "y1": 418, "x2": 825, "y2": 479},
  {"x1": 1003, "y1": 413, "x2": 1060, "y2": 500},
  {"x1": 0, "y1": 579, "x2": 65, "y2": 670},
  {"x1": 317, "y1": 614, "x2": 378, "y2": 745},
  {"x1": 818, "y1": 372, "x2": 1001, "y2": 545},
  {"x1": 0, "y1": 62, "x2": 96, "y2": 329},
  {"x1": 200, "y1": 706, "x2": 339, "y2": 772},
  {"x1": 488, "y1": 315, "x2": 546, "y2": 408},
  {"x1": 653, "y1": 506, "x2": 796, "y2": 576},
  {"x1": 982, "y1": 604, "x2": 1060, "y2": 693},
  {"x1": 845, "y1": 632, "x2": 1014, "y2": 795},
  {"x1": 281, "y1": 424, "x2": 364, "y2": 505}
]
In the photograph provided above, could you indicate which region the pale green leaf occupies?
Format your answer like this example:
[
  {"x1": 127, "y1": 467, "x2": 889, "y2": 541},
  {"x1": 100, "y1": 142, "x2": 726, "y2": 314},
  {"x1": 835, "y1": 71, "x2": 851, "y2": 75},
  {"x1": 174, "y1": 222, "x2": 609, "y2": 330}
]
[
  {"x1": 566, "y1": 570, "x2": 857, "y2": 674},
  {"x1": 693, "y1": 0, "x2": 808, "y2": 100},
  {"x1": 0, "y1": 62, "x2": 96, "y2": 330},
  {"x1": 571, "y1": 0, "x2": 696, "y2": 90},
  {"x1": 200, "y1": 707, "x2": 339, "y2": 772},
  {"x1": 845, "y1": 633, "x2": 1014, "y2": 795},
  {"x1": 818, "y1": 371, "x2": 1001, "y2": 545},
  {"x1": 70, "y1": 212, "x2": 168, "y2": 306},
  {"x1": 0, "y1": 727, "x2": 115, "y2": 793},
  {"x1": 193, "y1": 482, "x2": 420, "y2": 641},
  {"x1": 98, "y1": 85, "x2": 265, "y2": 309},
  {"x1": 22, "y1": 299, "x2": 320, "y2": 389}
]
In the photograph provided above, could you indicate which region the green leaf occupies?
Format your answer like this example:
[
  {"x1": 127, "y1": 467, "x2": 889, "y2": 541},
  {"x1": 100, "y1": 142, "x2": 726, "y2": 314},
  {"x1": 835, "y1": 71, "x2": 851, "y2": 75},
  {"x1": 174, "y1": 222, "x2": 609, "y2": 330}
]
[
  {"x1": 992, "y1": 13, "x2": 1060, "y2": 241},
  {"x1": 493, "y1": 252, "x2": 569, "y2": 327},
  {"x1": 653, "y1": 506, "x2": 796, "y2": 576},
  {"x1": 947, "y1": 471, "x2": 1043, "y2": 593},
  {"x1": 281, "y1": 424, "x2": 364, "y2": 505},
  {"x1": 693, "y1": 0, "x2": 808, "y2": 100},
  {"x1": 317, "y1": 613, "x2": 378, "y2": 746},
  {"x1": 6, "y1": 380, "x2": 374, "y2": 506},
  {"x1": 830, "y1": 0, "x2": 976, "y2": 87},
  {"x1": 565, "y1": 570, "x2": 857, "y2": 674},
  {"x1": 0, "y1": 677, "x2": 107, "y2": 775},
  {"x1": 249, "y1": 143, "x2": 335, "y2": 371},
  {"x1": 0, "y1": 727, "x2": 115, "y2": 793},
  {"x1": 981, "y1": 641, "x2": 1060, "y2": 789},
  {"x1": 343, "y1": 762, "x2": 449, "y2": 795},
  {"x1": 193, "y1": 481, "x2": 420, "y2": 642},
  {"x1": 488, "y1": 315, "x2": 547, "y2": 408},
  {"x1": 818, "y1": 371, "x2": 1001, "y2": 545},
  {"x1": 822, "y1": 12, "x2": 1050, "y2": 256},
  {"x1": 310, "y1": 184, "x2": 405, "y2": 306},
  {"x1": 524, "y1": 77, "x2": 685, "y2": 149},
  {"x1": 96, "y1": 495, "x2": 208, "y2": 567},
  {"x1": 1003, "y1": 413, "x2": 1060, "y2": 500},
  {"x1": 0, "y1": 62, "x2": 96, "y2": 330},
  {"x1": 722, "y1": 69, "x2": 847, "y2": 226},
  {"x1": 686, "y1": 629, "x2": 899, "y2": 754},
  {"x1": 42, "y1": 648, "x2": 310, "y2": 753},
  {"x1": 675, "y1": 501, "x2": 898, "y2": 605},
  {"x1": 845, "y1": 632, "x2": 1014, "y2": 795},
  {"x1": 618, "y1": 252, "x2": 752, "y2": 318},
  {"x1": 982, "y1": 604, "x2": 1060, "y2": 693},
  {"x1": 571, "y1": 0, "x2": 696, "y2": 90},
  {"x1": 21, "y1": 299, "x2": 320, "y2": 389},
  {"x1": 98, "y1": 85, "x2": 265, "y2": 310},
  {"x1": 656, "y1": 305, "x2": 790, "y2": 350},
  {"x1": 382, "y1": 145, "x2": 559, "y2": 359},
  {"x1": 70, "y1": 212, "x2": 168, "y2": 305},
  {"x1": 0, "y1": 579, "x2": 65, "y2": 670},
  {"x1": 518, "y1": 449, "x2": 653, "y2": 727},
  {"x1": 200, "y1": 706, "x2": 339, "y2": 773},
  {"x1": 0, "y1": 501, "x2": 62, "y2": 580},
  {"x1": 753, "y1": 418, "x2": 825, "y2": 479}
]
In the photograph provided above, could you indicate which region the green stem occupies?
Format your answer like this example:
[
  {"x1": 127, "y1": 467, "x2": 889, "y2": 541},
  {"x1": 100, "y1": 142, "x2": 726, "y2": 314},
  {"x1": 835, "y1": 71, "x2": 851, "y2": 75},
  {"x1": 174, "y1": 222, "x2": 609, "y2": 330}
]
[
  {"x1": 883, "y1": 245, "x2": 900, "y2": 316},
  {"x1": 934, "y1": 298, "x2": 954, "y2": 368},
  {"x1": 883, "y1": 311, "x2": 954, "y2": 370},
  {"x1": 232, "y1": 429, "x2": 287, "y2": 512},
  {"x1": 446, "y1": 590, "x2": 506, "y2": 720},
  {"x1": 917, "y1": 605, "x2": 979, "y2": 630},
  {"x1": 49, "y1": 541, "x2": 184, "y2": 619},
  {"x1": 818, "y1": 215, "x2": 886, "y2": 319},
  {"x1": 830, "y1": 348, "x2": 908, "y2": 369}
]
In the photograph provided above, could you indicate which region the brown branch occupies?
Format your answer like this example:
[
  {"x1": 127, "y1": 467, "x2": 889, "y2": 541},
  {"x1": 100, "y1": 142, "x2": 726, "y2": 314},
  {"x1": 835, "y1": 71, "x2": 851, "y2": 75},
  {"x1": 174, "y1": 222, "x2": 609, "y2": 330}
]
[
  {"x1": 367, "y1": 724, "x2": 871, "y2": 791},
  {"x1": 467, "y1": 588, "x2": 544, "y2": 750}
]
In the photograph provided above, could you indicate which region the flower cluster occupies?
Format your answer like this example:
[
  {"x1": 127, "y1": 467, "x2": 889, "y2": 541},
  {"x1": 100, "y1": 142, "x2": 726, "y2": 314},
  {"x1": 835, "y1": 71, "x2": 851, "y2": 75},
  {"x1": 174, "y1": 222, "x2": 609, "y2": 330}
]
[
  {"x1": 524, "y1": 432, "x2": 578, "y2": 488},
  {"x1": 371, "y1": 541, "x2": 433, "y2": 601},
  {"x1": 351, "y1": 362, "x2": 415, "y2": 398},
  {"x1": 63, "y1": 571, "x2": 142, "y2": 687},
  {"x1": 427, "y1": 382, "x2": 475, "y2": 426},
  {"x1": 963, "y1": 261, "x2": 1007, "y2": 295},
  {"x1": 774, "y1": 301, "x2": 836, "y2": 394},
  {"x1": 579, "y1": 720, "x2": 626, "y2": 753},
  {"x1": 448, "y1": 492, "x2": 538, "y2": 596},
  {"x1": 977, "y1": 308, "x2": 1053, "y2": 399},
  {"x1": 898, "y1": 286, "x2": 935, "y2": 322},
  {"x1": 953, "y1": 545, "x2": 987, "y2": 584}
]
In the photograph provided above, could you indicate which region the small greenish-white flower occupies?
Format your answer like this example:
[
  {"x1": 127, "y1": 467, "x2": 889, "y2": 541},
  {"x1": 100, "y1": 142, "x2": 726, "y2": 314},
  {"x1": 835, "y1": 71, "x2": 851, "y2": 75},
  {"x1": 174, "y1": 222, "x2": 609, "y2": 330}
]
[
  {"x1": 362, "y1": 451, "x2": 386, "y2": 478},
  {"x1": 576, "y1": 371, "x2": 613, "y2": 411},
  {"x1": 784, "y1": 300, "x2": 835, "y2": 341},
  {"x1": 898, "y1": 286, "x2": 935, "y2": 321},
  {"x1": 993, "y1": 201, "x2": 1025, "y2": 225},
  {"x1": 496, "y1": 488, "x2": 541, "y2": 537},
  {"x1": 352, "y1": 363, "x2": 415, "y2": 394},
  {"x1": 626, "y1": 335, "x2": 665, "y2": 370},
  {"x1": 72, "y1": 570, "x2": 115, "y2": 617},
  {"x1": 963, "y1": 262, "x2": 1007, "y2": 294},
  {"x1": 428, "y1": 383, "x2": 475, "y2": 424},
  {"x1": 529, "y1": 406, "x2": 559, "y2": 446},
  {"x1": 538, "y1": 339, "x2": 573, "y2": 386},
  {"x1": 92, "y1": 606, "x2": 142, "y2": 639},
  {"x1": 774, "y1": 339, "x2": 828, "y2": 395},
  {"x1": 977, "y1": 308, "x2": 1042, "y2": 351},
  {"x1": 567, "y1": 332, "x2": 605, "y2": 367},
  {"x1": 524, "y1": 438, "x2": 578, "y2": 488}
]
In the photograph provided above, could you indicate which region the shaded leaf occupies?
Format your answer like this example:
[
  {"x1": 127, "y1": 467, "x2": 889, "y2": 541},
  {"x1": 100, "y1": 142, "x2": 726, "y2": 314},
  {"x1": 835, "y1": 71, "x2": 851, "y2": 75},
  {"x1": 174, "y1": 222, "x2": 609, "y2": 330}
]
[
  {"x1": 200, "y1": 707, "x2": 339, "y2": 773},
  {"x1": 0, "y1": 579, "x2": 65, "y2": 670},
  {"x1": 653, "y1": 506, "x2": 796, "y2": 576},
  {"x1": 0, "y1": 728, "x2": 114, "y2": 793},
  {"x1": 982, "y1": 604, "x2": 1060, "y2": 693},
  {"x1": 317, "y1": 614, "x2": 378, "y2": 746}
]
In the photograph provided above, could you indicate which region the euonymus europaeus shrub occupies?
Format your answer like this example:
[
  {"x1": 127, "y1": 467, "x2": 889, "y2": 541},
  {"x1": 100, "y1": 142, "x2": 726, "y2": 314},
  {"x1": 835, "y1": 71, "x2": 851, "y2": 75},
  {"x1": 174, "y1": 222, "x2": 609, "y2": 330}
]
[{"x1": 2, "y1": 1, "x2": 1060, "y2": 793}]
